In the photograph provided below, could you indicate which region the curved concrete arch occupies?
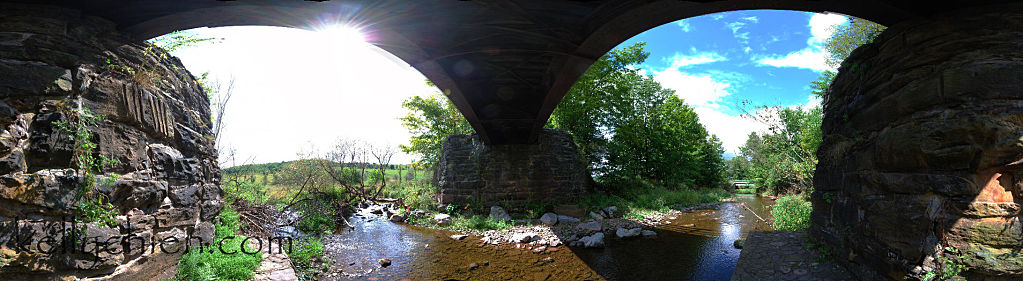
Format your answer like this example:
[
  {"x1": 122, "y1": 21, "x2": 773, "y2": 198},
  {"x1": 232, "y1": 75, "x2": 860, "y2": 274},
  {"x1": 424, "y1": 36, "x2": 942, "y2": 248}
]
[{"x1": 17, "y1": 0, "x2": 1015, "y2": 144}]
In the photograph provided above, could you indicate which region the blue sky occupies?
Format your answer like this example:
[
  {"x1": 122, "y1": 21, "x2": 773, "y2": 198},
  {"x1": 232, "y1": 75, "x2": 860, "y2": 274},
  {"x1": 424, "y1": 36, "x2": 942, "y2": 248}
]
[
  {"x1": 612, "y1": 11, "x2": 845, "y2": 156},
  {"x1": 168, "y1": 10, "x2": 847, "y2": 165}
]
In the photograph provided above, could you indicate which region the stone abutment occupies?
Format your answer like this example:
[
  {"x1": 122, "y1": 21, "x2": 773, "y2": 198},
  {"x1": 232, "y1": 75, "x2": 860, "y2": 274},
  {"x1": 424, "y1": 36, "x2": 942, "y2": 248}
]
[
  {"x1": 812, "y1": 4, "x2": 1023, "y2": 280},
  {"x1": 0, "y1": 3, "x2": 221, "y2": 280}
]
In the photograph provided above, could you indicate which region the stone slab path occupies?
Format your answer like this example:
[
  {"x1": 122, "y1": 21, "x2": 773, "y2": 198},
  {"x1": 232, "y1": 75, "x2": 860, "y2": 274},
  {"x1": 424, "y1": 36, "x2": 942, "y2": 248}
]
[
  {"x1": 251, "y1": 241, "x2": 299, "y2": 281},
  {"x1": 732, "y1": 231, "x2": 855, "y2": 281}
]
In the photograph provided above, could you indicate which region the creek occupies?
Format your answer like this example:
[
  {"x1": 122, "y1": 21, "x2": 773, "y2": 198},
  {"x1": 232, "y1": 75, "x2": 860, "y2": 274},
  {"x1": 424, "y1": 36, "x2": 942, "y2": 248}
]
[{"x1": 321, "y1": 195, "x2": 774, "y2": 280}]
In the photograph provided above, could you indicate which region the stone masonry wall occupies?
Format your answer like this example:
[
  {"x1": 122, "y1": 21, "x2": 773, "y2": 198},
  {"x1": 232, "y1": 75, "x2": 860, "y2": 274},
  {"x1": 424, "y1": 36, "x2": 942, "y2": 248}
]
[
  {"x1": 435, "y1": 129, "x2": 591, "y2": 207},
  {"x1": 812, "y1": 4, "x2": 1023, "y2": 281},
  {"x1": 0, "y1": 3, "x2": 221, "y2": 280}
]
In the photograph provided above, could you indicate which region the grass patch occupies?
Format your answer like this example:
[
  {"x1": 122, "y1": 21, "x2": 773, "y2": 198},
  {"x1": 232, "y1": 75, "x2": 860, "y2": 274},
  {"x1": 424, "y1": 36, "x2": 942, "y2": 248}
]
[
  {"x1": 771, "y1": 194, "x2": 812, "y2": 231},
  {"x1": 176, "y1": 205, "x2": 261, "y2": 281},
  {"x1": 451, "y1": 215, "x2": 513, "y2": 231},
  {"x1": 290, "y1": 237, "x2": 325, "y2": 280}
]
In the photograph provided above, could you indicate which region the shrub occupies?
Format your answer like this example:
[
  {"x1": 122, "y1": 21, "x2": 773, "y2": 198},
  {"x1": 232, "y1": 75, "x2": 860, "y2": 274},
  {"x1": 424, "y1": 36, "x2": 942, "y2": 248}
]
[
  {"x1": 771, "y1": 195, "x2": 812, "y2": 231},
  {"x1": 176, "y1": 205, "x2": 261, "y2": 281},
  {"x1": 298, "y1": 212, "x2": 335, "y2": 234}
]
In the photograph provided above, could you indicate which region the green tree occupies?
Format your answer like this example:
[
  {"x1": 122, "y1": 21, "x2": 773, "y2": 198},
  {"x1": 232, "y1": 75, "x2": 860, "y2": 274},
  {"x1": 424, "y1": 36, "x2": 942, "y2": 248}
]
[
  {"x1": 550, "y1": 42, "x2": 724, "y2": 189},
  {"x1": 810, "y1": 18, "x2": 886, "y2": 97},
  {"x1": 399, "y1": 82, "x2": 473, "y2": 168}
]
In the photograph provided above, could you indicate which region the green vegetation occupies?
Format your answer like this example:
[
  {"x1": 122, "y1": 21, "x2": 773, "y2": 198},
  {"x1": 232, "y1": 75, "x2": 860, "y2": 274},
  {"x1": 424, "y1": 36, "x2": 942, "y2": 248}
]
[
  {"x1": 771, "y1": 195, "x2": 812, "y2": 231},
  {"x1": 579, "y1": 187, "x2": 730, "y2": 219},
  {"x1": 176, "y1": 204, "x2": 261, "y2": 281},
  {"x1": 547, "y1": 42, "x2": 726, "y2": 189},
  {"x1": 398, "y1": 81, "x2": 473, "y2": 169},
  {"x1": 290, "y1": 237, "x2": 326, "y2": 280},
  {"x1": 452, "y1": 215, "x2": 514, "y2": 231},
  {"x1": 923, "y1": 246, "x2": 968, "y2": 281},
  {"x1": 53, "y1": 105, "x2": 120, "y2": 227},
  {"x1": 732, "y1": 18, "x2": 885, "y2": 198}
]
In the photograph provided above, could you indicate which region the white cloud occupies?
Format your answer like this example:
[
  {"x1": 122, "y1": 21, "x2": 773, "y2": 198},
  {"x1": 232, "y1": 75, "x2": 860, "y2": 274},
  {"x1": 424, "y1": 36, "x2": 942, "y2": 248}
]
[
  {"x1": 752, "y1": 13, "x2": 847, "y2": 72},
  {"x1": 653, "y1": 70, "x2": 731, "y2": 108},
  {"x1": 663, "y1": 49, "x2": 727, "y2": 68},
  {"x1": 711, "y1": 14, "x2": 725, "y2": 21},
  {"x1": 694, "y1": 107, "x2": 768, "y2": 154},
  {"x1": 649, "y1": 63, "x2": 769, "y2": 153},
  {"x1": 808, "y1": 13, "x2": 847, "y2": 44},
  {"x1": 754, "y1": 47, "x2": 830, "y2": 72},
  {"x1": 742, "y1": 16, "x2": 759, "y2": 23},
  {"x1": 676, "y1": 20, "x2": 692, "y2": 32}
]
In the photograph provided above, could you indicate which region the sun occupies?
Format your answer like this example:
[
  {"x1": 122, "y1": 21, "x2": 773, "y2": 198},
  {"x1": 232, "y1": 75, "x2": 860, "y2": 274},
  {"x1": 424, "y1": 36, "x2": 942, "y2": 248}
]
[{"x1": 318, "y1": 24, "x2": 366, "y2": 46}]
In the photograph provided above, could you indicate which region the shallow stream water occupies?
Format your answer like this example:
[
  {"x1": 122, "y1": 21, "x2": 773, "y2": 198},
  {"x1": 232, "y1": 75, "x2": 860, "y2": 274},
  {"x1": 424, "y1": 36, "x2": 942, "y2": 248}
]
[{"x1": 323, "y1": 195, "x2": 774, "y2": 280}]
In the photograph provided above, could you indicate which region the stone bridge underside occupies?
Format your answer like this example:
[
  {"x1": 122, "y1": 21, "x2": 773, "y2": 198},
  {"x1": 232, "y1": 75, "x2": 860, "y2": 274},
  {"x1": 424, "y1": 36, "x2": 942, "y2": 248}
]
[
  {"x1": 4, "y1": 1, "x2": 1023, "y2": 280},
  {"x1": 16, "y1": 0, "x2": 1015, "y2": 145}
]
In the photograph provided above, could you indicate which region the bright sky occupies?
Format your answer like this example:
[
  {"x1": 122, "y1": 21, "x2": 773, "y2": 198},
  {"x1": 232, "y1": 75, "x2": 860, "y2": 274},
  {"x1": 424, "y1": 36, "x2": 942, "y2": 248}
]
[{"x1": 167, "y1": 10, "x2": 848, "y2": 165}]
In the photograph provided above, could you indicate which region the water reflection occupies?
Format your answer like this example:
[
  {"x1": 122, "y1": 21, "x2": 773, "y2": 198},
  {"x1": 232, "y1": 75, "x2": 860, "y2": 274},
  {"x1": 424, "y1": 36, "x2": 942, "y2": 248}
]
[{"x1": 324, "y1": 195, "x2": 774, "y2": 280}]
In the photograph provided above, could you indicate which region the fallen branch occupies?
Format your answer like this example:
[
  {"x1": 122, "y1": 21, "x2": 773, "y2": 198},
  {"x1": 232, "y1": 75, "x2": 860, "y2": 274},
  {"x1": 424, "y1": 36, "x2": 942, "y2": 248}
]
[{"x1": 740, "y1": 202, "x2": 768, "y2": 223}]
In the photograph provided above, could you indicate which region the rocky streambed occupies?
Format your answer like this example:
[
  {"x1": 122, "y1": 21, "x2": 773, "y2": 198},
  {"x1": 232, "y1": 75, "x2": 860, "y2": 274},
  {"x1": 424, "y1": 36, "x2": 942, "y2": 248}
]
[{"x1": 315, "y1": 195, "x2": 774, "y2": 280}]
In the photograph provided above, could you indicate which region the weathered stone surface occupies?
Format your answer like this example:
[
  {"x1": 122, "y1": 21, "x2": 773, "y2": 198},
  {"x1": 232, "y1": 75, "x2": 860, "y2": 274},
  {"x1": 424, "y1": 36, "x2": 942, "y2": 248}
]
[
  {"x1": 811, "y1": 5, "x2": 1023, "y2": 280},
  {"x1": 489, "y1": 205, "x2": 512, "y2": 222},
  {"x1": 614, "y1": 227, "x2": 641, "y2": 239},
  {"x1": 0, "y1": 3, "x2": 221, "y2": 279},
  {"x1": 110, "y1": 179, "x2": 167, "y2": 212},
  {"x1": 433, "y1": 214, "x2": 452, "y2": 225},
  {"x1": 435, "y1": 129, "x2": 591, "y2": 206},
  {"x1": 578, "y1": 232, "x2": 604, "y2": 248},
  {"x1": 539, "y1": 212, "x2": 558, "y2": 225}
]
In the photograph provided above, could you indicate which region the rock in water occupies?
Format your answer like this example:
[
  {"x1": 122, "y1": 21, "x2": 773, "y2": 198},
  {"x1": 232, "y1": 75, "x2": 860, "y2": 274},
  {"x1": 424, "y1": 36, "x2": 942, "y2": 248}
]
[
  {"x1": 615, "y1": 227, "x2": 642, "y2": 238},
  {"x1": 733, "y1": 239, "x2": 744, "y2": 249},
  {"x1": 451, "y1": 234, "x2": 468, "y2": 240},
  {"x1": 579, "y1": 233, "x2": 605, "y2": 248},
  {"x1": 433, "y1": 213, "x2": 452, "y2": 225},
  {"x1": 490, "y1": 205, "x2": 513, "y2": 221},
  {"x1": 641, "y1": 230, "x2": 657, "y2": 238},
  {"x1": 577, "y1": 221, "x2": 602, "y2": 231},
  {"x1": 378, "y1": 258, "x2": 391, "y2": 267},
  {"x1": 389, "y1": 214, "x2": 406, "y2": 223},
  {"x1": 540, "y1": 212, "x2": 559, "y2": 225}
]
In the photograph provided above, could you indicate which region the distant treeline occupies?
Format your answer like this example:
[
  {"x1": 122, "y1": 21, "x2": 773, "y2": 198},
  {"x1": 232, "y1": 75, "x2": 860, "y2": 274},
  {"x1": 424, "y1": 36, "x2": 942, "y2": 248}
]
[{"x1": 224, "y1": 160, "x2": 417, "y2": 177}]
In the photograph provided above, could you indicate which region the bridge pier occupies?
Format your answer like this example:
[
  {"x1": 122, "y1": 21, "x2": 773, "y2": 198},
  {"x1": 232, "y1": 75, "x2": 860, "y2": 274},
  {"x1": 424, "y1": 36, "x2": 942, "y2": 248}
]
[
  {"x1": 434, "y1": 129, "x2": 592, "y2": 208},
  {"x1": 813, "y1": 4, "x2": 1023, "y2": 280}
]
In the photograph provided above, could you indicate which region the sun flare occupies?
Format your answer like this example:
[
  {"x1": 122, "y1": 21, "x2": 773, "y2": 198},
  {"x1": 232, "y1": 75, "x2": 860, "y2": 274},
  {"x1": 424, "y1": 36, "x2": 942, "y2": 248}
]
[{"x1": 318, "y1": 24, "x2": 366, "y2": 46}]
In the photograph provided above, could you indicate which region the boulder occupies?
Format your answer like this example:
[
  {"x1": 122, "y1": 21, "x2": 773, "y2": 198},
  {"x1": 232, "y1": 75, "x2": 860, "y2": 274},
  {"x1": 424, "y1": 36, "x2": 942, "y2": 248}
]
[
  {"x1": 433, "y1": 213, "x2": 452, "y2": 225},
  {"x1": 511, "y1": 232, "x2": 539, "y2": 243},
  {"x1": 577, "y1": 221, "x2": 602, "y2": 231},
  {"x1": 602, "y1": 206, "x2": 619, "y2": 218},
  {"x1": 616, "y1": 227, "x2": 642, "y2": 239},
  {"x1": 389, "y1": 214, "x2": 406, "y2": 223},
  {"x1": 589, "y1": 211, "x2": 604, "y2": 220},
  {"x1": 539, "y1": 212, "x2": 558, "y2": 225},
  {"x1": 489, "y1": 205, "x2": 513, "y2": 221},
  {"x1": 579, "y1": 233, "x2": 605, "y2": 248},
  {"x1": 557, "y1": 215, "x2": 580, "y2": 224},
  {"x1": 451, "y1": 234, "x2": 468, "y2": 240}
]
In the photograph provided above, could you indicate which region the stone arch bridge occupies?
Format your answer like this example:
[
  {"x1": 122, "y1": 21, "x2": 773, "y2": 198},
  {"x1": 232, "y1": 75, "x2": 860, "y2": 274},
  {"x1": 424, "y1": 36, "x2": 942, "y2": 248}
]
[{"x1": 0, "y1": 0, "x2": 1021, "y2": 280}]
